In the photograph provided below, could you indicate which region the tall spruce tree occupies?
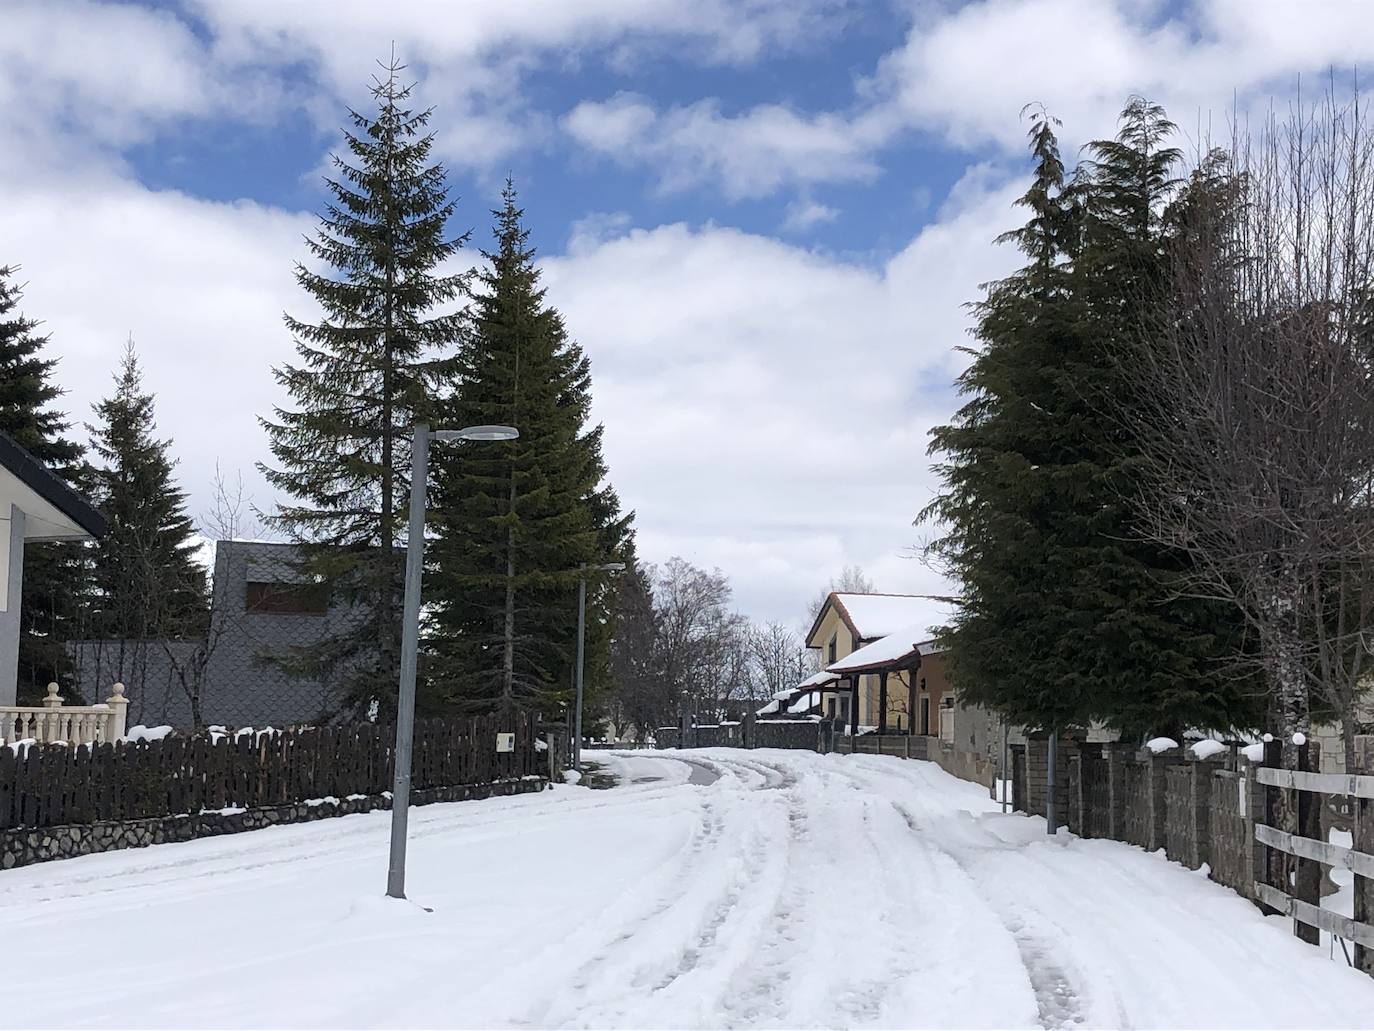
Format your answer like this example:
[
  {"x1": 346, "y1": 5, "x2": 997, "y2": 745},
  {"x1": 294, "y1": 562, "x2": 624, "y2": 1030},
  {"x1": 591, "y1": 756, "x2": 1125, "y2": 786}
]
[
  {"x1": 925, "y1": 101, "x2": 1258, "y2": 740},
  {"x1": 0, "y1": 265, "x2": 90, "y2": 701},
  {"x1": 925, "y1": 109, "x2": 1097, "y2": 734},
  {"x1": 1074, "y1": 98, "x2": 1259, "y2": 735},
  {"x1": 261, "y1": 59, "x2": 469, "y2": 719},
  {"x1": 427, "y1": 181, "x2": 632, "y2": 716},
  {"x1": 86, "y1": 340, "x2": 207, "y2": 648}
]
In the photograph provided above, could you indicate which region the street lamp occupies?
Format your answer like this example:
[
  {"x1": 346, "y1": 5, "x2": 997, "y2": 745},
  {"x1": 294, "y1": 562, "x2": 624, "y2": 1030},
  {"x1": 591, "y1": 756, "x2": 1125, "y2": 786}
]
[
  {"x1": 574, "y1": 561, "x2": 626, "y2": 771},
  {"x1": 387, "y1": 422, "x2": 518, "y2": 901}
]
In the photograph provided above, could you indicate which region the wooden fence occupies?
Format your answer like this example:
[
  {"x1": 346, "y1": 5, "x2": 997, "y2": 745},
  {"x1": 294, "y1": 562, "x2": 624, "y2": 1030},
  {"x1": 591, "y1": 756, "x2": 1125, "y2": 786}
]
[
  {"x1": 1252, "y1": 738, "x2": 1374, "y2": 973},
  {"x1": 0, "y1": 713, "x2": 544, "y2": 832}
]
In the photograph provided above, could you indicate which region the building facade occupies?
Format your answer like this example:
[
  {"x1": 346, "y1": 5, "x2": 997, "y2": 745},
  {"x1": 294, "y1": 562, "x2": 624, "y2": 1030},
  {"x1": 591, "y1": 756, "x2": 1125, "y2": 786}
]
[{"x1": 71, "y1": 540, "x2": 368, "y2": 729}]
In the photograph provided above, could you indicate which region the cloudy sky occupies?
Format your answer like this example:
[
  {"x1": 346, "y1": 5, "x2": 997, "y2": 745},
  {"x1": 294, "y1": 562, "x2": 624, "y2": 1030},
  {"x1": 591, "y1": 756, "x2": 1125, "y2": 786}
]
[{"x1": 3, "y1": 0, "x2": 1371, "y2": 633}]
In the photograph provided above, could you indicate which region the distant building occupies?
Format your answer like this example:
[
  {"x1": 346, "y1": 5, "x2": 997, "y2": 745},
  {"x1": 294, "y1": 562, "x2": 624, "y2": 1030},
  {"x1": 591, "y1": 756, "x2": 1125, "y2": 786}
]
[{"x1": 71, "y1": 540, "x2": 368, "y2": 729}]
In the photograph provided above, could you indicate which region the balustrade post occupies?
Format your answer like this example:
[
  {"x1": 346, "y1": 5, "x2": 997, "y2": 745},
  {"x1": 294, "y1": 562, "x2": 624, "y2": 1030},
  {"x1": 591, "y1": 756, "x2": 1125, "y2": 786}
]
[{"x1": 106, "y1": 682, "x2": 128, "y2": 741}]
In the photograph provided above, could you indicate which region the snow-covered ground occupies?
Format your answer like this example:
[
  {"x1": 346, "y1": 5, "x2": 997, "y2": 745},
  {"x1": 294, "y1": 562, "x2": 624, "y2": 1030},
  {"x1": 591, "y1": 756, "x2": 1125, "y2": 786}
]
[{"x1": 2, "y1": 749, "x2": 1372, "y2": 1029}]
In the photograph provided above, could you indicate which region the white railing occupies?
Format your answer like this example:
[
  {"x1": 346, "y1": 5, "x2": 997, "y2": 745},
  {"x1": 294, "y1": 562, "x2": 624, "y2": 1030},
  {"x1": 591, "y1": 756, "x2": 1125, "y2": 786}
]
[{"x1": 0, "y1": 682, "x2": 129, "y2": 746}]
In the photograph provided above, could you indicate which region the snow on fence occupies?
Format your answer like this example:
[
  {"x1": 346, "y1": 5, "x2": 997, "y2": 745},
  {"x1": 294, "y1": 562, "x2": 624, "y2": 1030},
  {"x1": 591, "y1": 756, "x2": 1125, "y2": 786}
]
[
  {"x1": 0, "y1": 712, "x2": 545, "y2": 833},
  {"x1": 0, "y1": 682, "x2": 128, "y2": 746}
]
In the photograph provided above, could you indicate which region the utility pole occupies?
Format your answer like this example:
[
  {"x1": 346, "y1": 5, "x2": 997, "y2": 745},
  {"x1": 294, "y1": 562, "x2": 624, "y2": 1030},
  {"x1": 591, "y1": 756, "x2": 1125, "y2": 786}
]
[{"x1": 573, "y1": 561, "x2": 625, "y2": 771}]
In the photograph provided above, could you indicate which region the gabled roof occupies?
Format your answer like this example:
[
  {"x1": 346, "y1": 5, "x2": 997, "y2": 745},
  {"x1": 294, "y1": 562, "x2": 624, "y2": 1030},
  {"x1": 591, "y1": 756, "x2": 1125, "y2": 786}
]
[
  {"x1": 826, "y1": 625, "x2": 941, "y2": 675},
  {"x1": 0, "y1": 430, "x2": 105, "y2": 541},
  {"x1": 805, "y1": 592, "x2": 931, "y2": 648}
]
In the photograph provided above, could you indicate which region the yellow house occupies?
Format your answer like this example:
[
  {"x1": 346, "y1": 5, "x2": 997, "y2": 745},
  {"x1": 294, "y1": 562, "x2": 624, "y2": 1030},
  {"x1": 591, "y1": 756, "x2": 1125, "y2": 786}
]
[{"x1": 805, "y1": 592, "x2": 947, "y2": 733}]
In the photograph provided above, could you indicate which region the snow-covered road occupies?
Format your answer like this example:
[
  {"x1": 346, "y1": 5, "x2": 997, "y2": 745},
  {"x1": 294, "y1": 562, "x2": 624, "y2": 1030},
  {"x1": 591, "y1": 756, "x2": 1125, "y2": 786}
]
[{"x1": 2, "y1": 749, "x2": 1372, "y2": 1029}]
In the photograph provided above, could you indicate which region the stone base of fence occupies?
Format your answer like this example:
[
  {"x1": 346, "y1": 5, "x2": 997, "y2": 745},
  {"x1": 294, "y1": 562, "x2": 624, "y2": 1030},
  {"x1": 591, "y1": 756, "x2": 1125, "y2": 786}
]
[{"x1": 0, "y1": 776, "x2": 548, "y2": 871}]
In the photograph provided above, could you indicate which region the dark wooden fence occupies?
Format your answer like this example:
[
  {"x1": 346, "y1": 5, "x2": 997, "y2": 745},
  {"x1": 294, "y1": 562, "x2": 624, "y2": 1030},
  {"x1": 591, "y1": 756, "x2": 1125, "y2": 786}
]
[{"x1": 0, "y1": 713, "x2": 544, "y2": 832}]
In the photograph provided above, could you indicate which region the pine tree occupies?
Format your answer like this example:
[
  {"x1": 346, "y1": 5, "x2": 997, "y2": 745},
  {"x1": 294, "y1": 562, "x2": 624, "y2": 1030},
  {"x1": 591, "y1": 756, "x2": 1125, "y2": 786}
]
[
  {"x1": 925, "y1": 109, "x2": 1096, "y2": 734},
  {"x1": 925, "y1": 100, "x2": 1258, "y2": 740},
  {"x1": 260, "y1": 58, "x2": 470, "y2": 719},
  {"x1": 427, "y1": 181, "x2": 633, "y2": 716},
  {"x1": 1075, "y1": 98, "x2": 1260, "y2": 736},
  {"x1": 0, "y1": 265, "x2": 90, "y2": 701},
  {"x1": 86, "y1": 340, "x2": 207, "y2": 680}
]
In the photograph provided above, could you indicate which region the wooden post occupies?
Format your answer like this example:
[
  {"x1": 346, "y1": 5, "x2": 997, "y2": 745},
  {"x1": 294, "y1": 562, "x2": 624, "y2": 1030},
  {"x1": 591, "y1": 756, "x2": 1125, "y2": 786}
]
[
  {"x1": 1294, "y1": 741, "x2": 1321, "y2": 944},
  {"x1": 1355, "y1": 736, "x2": 1374, "y2": 975},
  {"x1": 849, "y1": 677, "x2": 859, "y2": 739},
  {"x1": 907, "y1": 674, "x2": 916, "y2": 737},
  {"x1": 877, "y1": 671, "x2": 888, "y2": 735}
]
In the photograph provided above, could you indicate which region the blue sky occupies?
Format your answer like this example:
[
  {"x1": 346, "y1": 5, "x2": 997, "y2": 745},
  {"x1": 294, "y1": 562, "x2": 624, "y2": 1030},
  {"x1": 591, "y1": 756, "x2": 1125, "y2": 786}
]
[{"x1": 2, "y1": 0, "x2": 1370, "y2": 630}]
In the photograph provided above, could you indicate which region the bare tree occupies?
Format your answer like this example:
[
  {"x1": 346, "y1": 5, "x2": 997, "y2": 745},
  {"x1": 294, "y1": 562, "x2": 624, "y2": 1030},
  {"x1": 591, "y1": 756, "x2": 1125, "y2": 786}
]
[
  {"x1": 1124, "y1": 88, "x2": 1374, "y2": 771},
  {"x1": 651, "y1": 557, "x2": 747, "y2": 723},
  {"x1": 806, "y1": 564, "x2": 877, "y2": 628},
  {"x1": 738, "y1": 621, "x2": 810, "y2": 703}
]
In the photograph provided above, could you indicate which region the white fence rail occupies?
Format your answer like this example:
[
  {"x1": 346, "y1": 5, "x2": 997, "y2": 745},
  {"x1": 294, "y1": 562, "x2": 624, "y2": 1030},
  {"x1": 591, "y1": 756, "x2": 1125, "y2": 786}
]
[{"x1": 0, "y1": 683, "x2": 128, "y2": 745}]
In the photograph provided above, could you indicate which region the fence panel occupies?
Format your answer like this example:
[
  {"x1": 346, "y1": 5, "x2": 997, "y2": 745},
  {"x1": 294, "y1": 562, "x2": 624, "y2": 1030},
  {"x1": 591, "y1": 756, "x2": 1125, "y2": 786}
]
[{"x1": 0, "y1": 713, "x2": 550, "y2": 833}]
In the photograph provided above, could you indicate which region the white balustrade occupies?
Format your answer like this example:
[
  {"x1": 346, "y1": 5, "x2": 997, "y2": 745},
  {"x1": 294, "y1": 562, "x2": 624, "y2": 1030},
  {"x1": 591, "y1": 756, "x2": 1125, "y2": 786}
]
[{"x1": 0, "y1": 682, "x2": 128, "y2": 746}]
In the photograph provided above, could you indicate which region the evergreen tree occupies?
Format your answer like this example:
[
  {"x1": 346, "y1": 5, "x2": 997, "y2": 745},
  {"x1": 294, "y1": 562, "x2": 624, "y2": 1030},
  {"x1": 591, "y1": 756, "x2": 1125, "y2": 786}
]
[
  {"x1": 260, "y1": 59, "x2": 470, "y2": 719},
  {"x1": 1074, "y1": 98, "x2": 1259, "y2": 735},
  {"x1": 86, "y1": 340, "x2": 207, "y2": 650},
  {"x1": 925, "y1": 109, "x2": 1096, "y2": 735},
  {"x1": 925, "y1": 101, "x2": 1259, "y2": 740},
  {"x1": 0, "y1": 265, "x2": 89, "y2": 701},
  {"x1": 427, "y1": 181, "x2": 633, "y2": 716}
]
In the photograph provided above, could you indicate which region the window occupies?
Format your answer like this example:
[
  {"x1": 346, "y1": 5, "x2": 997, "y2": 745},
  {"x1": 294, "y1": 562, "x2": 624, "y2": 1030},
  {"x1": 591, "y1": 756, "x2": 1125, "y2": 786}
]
[
  {"x1": 827, "y1": 633, "x2": 837, "y2": 664},
  {"x1": 245, "y1": 581, "x2": 328, "y2": 616},
  {"x1": 827, "y1": 698, "x2": 836, "y2": 718}
]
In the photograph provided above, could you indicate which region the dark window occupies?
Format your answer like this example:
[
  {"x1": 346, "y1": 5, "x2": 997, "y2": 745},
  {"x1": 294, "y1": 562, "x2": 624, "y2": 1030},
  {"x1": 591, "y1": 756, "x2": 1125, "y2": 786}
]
[
  {"x1": 827, "y1": 698, "x2": 836, "y2": 718},
  {"x1": 827, "y1": 633, "x2": 837, "y2": 664},
  {"x1": 245, "y1": 581, "x2": 328, "y2": 615}
]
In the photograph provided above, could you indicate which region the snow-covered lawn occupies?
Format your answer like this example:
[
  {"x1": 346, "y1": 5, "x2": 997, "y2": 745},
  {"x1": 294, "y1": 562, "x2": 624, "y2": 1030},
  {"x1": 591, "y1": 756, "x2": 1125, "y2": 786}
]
[{"x1": 2, "y1": 749, "x2": 1372, "y2": 1029}]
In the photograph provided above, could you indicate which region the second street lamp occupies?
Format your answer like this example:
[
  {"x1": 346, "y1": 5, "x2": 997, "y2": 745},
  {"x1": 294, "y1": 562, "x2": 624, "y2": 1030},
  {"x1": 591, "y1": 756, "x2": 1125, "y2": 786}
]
[
  {"x1": 574, "y1": 561, "x2": 626, "y2": 771},
  {"x1": 386, "y1": 422, "x2": 518, "y2": 901}
]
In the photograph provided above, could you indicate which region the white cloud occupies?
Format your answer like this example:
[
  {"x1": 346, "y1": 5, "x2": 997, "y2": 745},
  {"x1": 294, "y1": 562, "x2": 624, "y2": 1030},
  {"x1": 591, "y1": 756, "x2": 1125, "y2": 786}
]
[
  {"x1": 2, "y1": 172, "x2": 314, "y2": 535},
  {"x1": 540, "y1": 174, "x2": 1022, "y2": 624},
  {"x1": 563, "y1": 94, "x2": 890, "y2": 199},
  {"x1": 782, "y1": 198, "x2": 841, "y2": 233}
]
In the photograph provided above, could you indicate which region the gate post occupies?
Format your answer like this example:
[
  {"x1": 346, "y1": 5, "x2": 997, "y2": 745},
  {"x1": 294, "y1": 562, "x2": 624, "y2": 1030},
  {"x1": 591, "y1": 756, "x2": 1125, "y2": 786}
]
[{"x1": 1356, "y1": 736, "x2": 1374, "y2": 974}]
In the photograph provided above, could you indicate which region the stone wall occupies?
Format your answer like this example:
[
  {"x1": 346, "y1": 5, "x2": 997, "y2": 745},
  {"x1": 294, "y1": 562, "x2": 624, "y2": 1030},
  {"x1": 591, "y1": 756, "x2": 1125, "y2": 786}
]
[
  {"x1": 930, "y1": 738, "x2": 994, "y2": 787},
  {"x1": 1023, "y1": 734, "x2": 1076, "y2": 827},
  {"x1": 1208, "y1": 768, "x2": 1254, "y2": 899},
  {"x1": 0, "y1": 777, "x2": 547, "y2": 871},
  {"x1": 1165, "y1": 760, "x2": 1222, "y2": 869}
]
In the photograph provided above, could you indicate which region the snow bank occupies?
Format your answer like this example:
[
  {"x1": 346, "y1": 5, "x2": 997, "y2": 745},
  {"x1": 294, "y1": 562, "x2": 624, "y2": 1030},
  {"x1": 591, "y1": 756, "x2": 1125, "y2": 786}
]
[
  {"x1": 1146, "y1": 736, "x2": 1180, "y2": 754},
  {"x1": 122, "y1": 725, "x2": 173, "y2": 743},
  {"x1": 1242, "y1": 742, "x2": 1267, "y2": 762},
  {"x1": 1190, "y1": 739, "x2": 1226, "y2": 760}
]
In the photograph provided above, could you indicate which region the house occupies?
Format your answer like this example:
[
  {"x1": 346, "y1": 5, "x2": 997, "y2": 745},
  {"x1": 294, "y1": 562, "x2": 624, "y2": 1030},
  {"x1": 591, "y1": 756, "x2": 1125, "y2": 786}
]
[
  {"x1": 0, "y1": 430, "x2": 106, "y2": 705},
  {"x1": 71, "y1": 540, "x2": 369, "y2": 728},
  {"x1": 754, "y1": 670, "x2": 842, "y2": 720},
  {"x1": 805, "y1": 592, "x2": 950, "y2": 732}
]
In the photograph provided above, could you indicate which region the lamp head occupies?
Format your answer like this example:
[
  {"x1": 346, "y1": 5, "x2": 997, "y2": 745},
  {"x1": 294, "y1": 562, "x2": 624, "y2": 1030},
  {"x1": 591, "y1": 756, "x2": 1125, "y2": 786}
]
[{"x1": 433, "y1": 425, "x2": 519, "y2": 442}]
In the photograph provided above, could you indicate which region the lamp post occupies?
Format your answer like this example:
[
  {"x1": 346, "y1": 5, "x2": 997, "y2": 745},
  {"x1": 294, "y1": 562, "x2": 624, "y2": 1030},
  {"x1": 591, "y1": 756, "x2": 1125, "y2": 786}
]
[
  {"x1": 574, "y1": 561, "x2": 626, "y2": 771},
  {"x1": 387, "y1": 421, "x2": 518, "y2": 901}
]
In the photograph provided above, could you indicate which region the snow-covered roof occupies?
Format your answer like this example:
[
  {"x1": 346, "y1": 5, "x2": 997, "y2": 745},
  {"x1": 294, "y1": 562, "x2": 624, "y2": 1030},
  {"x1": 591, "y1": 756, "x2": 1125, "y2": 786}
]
[
  {"x1": 809, "y1": 592, "x2": 932, "y2": 646},
  {"x1": 827, "y1": 623, "x2": 939, "y2": 674},
  {"x1": 755, "y1": 699, "x2": 781, "y2": 715},
  {"x1": 788, "y1": 691, "x2": 820, "y2": 714},
  {"x1": 798, "y1": 670, "x2": 838, "y2": 689}
]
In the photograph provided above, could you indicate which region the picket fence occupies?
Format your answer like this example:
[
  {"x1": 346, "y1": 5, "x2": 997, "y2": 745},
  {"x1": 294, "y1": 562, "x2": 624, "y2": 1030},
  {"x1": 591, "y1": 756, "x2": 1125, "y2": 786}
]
[{"x1": 0, "y1": 713, "x2": 543, "y2": 832}]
